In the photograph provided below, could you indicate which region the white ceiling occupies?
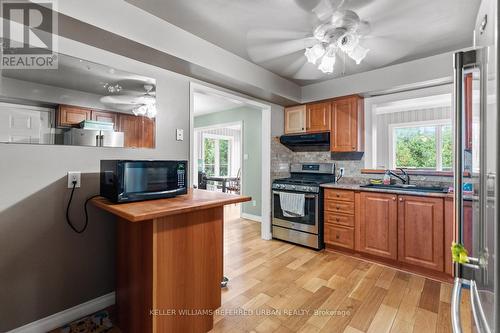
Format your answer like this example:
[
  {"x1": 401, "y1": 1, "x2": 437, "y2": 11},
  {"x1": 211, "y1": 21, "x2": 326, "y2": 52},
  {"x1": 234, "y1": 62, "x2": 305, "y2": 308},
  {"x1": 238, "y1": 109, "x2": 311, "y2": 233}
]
[
  {"x1": 127, "y1": 0, "x2": 481, "y2": 85},
  {"x1": 194, "y1": 91, "x2": 256, "y2": 116}
]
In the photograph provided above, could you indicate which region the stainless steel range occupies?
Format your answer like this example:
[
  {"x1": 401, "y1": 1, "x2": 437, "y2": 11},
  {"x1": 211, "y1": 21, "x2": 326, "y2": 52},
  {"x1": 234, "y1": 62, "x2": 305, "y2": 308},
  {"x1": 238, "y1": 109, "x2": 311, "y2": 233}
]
[{"x1": 272, "y1": 163, "x2": 336, "y2": 250}]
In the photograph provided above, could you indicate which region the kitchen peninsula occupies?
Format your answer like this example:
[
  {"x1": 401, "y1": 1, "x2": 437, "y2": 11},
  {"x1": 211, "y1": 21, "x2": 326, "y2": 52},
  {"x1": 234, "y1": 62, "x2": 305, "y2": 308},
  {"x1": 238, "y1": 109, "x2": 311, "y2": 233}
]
[{"x1": 92, "y1": 189, "x2": 251, "y2": 333}]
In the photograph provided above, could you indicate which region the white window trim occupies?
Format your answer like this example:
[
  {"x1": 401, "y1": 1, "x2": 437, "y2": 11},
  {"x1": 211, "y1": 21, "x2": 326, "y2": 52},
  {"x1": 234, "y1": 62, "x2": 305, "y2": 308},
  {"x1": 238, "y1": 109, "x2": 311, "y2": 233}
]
[
  {"x1": 388, "y1": 119, "x2": 452, "y2": 171},
  {"x1": 201, "y1": 133, "x2": 234, "y2": 177}
]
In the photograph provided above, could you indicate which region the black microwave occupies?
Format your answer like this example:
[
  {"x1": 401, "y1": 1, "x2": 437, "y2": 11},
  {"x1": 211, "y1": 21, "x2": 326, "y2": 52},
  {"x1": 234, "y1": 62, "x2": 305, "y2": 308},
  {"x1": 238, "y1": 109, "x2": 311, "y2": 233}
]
[{"x1": 100, "y1": 160, "x2": 188, "y2": 203}]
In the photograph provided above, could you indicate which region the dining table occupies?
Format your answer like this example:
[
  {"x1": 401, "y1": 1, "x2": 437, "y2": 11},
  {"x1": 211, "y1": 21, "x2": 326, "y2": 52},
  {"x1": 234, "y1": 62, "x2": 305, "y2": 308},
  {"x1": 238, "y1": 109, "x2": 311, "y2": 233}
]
[{"x1": 205, "y1": 176, "x2": 239, "y2": 193}]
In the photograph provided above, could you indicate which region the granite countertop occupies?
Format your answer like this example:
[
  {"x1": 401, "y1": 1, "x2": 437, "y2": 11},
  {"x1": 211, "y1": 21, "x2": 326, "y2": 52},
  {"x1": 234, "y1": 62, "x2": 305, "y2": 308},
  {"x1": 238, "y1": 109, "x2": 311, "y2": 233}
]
[{"x1": 321, "y1": 182, "x2": 453, "y2": 198}]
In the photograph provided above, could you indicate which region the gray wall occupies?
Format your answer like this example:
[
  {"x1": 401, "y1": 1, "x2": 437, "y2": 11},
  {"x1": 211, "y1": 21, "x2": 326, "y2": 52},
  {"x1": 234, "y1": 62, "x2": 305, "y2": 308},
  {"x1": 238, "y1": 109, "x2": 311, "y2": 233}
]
[
  {"x1": 0, "y1": 41, "x2": 190, "y2": 330},
  {"x1": 194, "y1": 107, "x2": 262, "y2": 217}
]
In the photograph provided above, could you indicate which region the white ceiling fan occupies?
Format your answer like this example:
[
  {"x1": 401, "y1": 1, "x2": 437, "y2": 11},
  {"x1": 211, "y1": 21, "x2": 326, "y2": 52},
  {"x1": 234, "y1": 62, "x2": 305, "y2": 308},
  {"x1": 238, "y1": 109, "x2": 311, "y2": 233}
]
[
  {"x1": 99, "y1": 84, "x2": 156, "y2": 105},
  {"x1": 246, "y1": 0, "x2": 377, "y2": 79},
  {"x1": 100, "y1": 84, "x2": 157, "y2": 119}
]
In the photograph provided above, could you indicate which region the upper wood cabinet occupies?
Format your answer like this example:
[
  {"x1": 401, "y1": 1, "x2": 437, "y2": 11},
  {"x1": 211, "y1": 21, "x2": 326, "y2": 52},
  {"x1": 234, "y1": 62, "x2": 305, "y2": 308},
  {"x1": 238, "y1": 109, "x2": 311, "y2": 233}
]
[
  {"x1": 92, "y1": 110, "x2": 118, "y2": 129},
  {"x1": 356, "y1": 192, "x2": 398, "y2": 260},
  {"x1": 306, "y1": 102, "x2": 331, "y2": 132},
  {"x1": 119, "y1": 114, "x2": 155, "y2": 148},
  {"x1": 284, "y1": 105, "x2": 306, "y2": 134},
  {"x1": 398, "y1": 195, "x2": 444, "y2": 271},
  {"x1": 331, "y1": 96, "x2": 364, "y2": 152},
  {"x1": 56, "y1": 105, "x2": 92, "y2": 127}
]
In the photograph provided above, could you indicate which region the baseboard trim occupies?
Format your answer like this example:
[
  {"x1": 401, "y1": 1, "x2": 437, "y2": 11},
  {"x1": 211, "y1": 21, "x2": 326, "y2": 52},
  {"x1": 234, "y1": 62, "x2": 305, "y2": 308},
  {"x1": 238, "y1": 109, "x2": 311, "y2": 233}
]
[
  {"x1": 8, "y1": 292, "x2": 116, "y2": 333},
  {"x1": 241, "y1": 213, "x2": 262, "y2": 222}
]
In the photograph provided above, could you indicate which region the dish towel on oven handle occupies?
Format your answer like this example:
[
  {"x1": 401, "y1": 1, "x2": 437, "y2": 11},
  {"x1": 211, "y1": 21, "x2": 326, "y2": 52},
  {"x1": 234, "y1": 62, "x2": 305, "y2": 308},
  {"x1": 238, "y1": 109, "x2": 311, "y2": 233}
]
[{"x1": 279, "y1": 192, "x2": 305, "y2": 217}]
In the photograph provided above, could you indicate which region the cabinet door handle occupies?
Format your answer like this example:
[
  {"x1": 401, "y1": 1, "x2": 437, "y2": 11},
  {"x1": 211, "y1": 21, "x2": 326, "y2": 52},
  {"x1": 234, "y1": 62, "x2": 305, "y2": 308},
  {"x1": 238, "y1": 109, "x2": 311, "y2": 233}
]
[
  {"x1": 392, "y1": 197, "x2": 396, "y2": 201},
  {"x1": 335, "y1": 234, "x2": 340, "y2": 240},
  {"x1": 336, "y1": 218, "x2": 340, "y2": 222},
  {"x1": 336, "y1": 206, "x2": 340, "y2": 210},
  {"x1": 399, "y1": 198, "x2": 404, "y2": 202},
  {"x1": 336, "y1": 194, "x2": 340, "y2": 197}
]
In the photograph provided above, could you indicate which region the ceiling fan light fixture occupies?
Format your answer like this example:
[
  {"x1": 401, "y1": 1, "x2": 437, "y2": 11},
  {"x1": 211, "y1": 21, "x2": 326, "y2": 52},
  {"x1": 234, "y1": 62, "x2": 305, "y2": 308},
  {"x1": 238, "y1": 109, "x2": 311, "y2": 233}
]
[
  {"x1": 305, "y1": 43, "x2": 326, "y2": 64},
  {"x1": 348, "y1": 44, "x2": 370, "y2": 64},
  {"x1": 337, "y1": 33, "x2": 359, "y2": 53},
  {"x1": 318, "y1": 50, "x2": 336, "y2": 74}
]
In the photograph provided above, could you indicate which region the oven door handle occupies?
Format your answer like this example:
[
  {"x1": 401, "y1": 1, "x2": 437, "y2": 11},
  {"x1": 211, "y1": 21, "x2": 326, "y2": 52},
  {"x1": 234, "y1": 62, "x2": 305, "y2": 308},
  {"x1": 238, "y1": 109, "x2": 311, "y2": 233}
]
[{"x1": 272, "y1": 191, "x2": 317, "y2": 199}]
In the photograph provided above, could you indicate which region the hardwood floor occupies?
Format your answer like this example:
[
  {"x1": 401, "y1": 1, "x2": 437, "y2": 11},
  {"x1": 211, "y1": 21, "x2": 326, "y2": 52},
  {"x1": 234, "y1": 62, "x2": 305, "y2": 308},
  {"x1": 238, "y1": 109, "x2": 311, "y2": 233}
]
[{"x1": 213, "y1": 210, "x2": 472, "y2": 333}]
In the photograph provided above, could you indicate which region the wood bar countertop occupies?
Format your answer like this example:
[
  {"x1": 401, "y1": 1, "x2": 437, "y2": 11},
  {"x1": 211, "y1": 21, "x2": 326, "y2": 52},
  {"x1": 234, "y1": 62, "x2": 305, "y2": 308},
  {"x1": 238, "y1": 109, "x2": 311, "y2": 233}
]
[{"x1": 91, "y1": 188, "x2": 251, "y2": 222}]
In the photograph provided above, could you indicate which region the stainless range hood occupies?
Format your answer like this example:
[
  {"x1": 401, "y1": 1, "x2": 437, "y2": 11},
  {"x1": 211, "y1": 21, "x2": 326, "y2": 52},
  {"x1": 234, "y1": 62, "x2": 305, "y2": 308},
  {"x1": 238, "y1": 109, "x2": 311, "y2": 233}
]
[{"x1": 279, "y1": 132, "x2": 330, "y2": 152}]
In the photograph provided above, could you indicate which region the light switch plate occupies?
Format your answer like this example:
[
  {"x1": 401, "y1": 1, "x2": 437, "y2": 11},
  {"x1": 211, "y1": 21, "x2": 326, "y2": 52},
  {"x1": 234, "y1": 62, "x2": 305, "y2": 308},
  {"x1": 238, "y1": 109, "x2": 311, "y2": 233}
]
[
  {"x1": 67, "y1": 171, "x2": 81, "y2": 188},
  {"x1": 176, "y1": 129, "x2": 184, "y2": 141},
  {"x1": 243, "y1": 154, "x2": 249, "y2": 160}
]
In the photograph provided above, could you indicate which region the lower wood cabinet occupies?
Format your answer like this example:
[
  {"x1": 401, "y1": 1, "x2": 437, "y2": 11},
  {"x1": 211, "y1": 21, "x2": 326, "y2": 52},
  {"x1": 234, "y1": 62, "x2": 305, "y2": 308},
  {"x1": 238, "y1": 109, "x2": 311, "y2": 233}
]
[
  {"x1": 356, "y1": 192, "x2": 398, "y2": 260},
  {"x1": 324, "y1": 189, "x2": 355, "y2": 249},
  {"x1": 325, "y1": 189, "x2": 450, "y2": 278},
  {"x1": 325, "y1": 223, "x2": 354, "y2": 249},
  {"x1": 398, "y1": 195, "x2": 444, "y2": 271}
]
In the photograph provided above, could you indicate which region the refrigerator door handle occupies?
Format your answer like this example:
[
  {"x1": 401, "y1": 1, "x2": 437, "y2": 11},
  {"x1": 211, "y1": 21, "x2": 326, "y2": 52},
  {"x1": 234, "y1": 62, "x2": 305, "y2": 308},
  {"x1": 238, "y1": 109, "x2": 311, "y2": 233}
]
[
  {"x1": 470, "y1": 280, "x2": 492, "y2": 333},
  {"x1": 451, "y1": 277, "x2": 464, "y2": 333}
]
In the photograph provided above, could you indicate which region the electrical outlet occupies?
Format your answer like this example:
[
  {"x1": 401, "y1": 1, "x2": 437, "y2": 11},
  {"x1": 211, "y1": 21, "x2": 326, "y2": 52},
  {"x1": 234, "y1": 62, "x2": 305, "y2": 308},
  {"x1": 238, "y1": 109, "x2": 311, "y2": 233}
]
[
  {"x1": 67, "y1": 171, "x2": 81, "y2": 188},
  {"x1": 176, "y1": 128, "x2": 184, "y2": 141},
  {"x1": 252, "y1": 200, "x2": 257, "y2": 207}
]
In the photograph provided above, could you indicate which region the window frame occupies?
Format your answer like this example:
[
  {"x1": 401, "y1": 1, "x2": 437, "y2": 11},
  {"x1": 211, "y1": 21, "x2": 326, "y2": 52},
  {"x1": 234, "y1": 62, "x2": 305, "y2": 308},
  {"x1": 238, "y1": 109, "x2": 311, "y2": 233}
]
[
  {"x1": 388, "y1": 119, "x2": 452, "y2": 171},
  {"x1": 201, "y1": 133, "x2": 233, "y2": 177}
]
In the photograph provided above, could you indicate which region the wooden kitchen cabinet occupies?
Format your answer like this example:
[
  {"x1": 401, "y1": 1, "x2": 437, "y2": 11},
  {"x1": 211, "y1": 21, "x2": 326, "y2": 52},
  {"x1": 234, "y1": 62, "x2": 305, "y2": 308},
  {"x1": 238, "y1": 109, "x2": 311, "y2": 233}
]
[
  {"x1": 398, "y1": 195, "x2": 444, "y2": 271},
  {"x1": 306, "y1": 102, "x2": 331, "y2": 132},
  {"x1": 324, "y1": 189, "x2": 355, "y2": 249},
  {"x1": 56, "y1": 105, "x2": 92, "y2": 127},
  {"x1": 119, "y1": 114, "x2": 155, "y2": 148},
  {"x1": 92, "y1": 110, "x2": 118, "y2": 128},
  {"x1": 356, "y1": 192, "x2": 398, "y2": 260},
  {"x1": 284, "y1": 105, "x2": 306, "y2": 134},
  {"x1": 331, "y1": 96, "x2": 364, "y2": 152}
]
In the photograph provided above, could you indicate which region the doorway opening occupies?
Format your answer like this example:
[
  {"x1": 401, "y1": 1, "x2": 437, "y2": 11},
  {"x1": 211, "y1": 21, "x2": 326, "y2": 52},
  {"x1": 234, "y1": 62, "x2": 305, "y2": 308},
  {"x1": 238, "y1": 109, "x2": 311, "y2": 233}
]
[{"x1": 190, "y1": 82, "x2": 272, "y2": 240}]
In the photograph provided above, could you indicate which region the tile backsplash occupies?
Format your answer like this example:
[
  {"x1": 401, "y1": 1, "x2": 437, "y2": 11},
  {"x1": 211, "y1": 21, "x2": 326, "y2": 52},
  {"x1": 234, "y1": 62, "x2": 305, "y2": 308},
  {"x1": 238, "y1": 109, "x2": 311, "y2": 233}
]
[{"x1": 271, "y1": 137, "x2": 453, "y2": 187}]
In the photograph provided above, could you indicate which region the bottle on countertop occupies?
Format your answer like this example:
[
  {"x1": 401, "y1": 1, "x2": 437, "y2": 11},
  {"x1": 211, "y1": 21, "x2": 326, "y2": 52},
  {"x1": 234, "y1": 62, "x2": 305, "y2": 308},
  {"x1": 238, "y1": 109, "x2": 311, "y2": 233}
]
[{"x1": 383, "y1": 171, "x2": 391, "y2": 185}]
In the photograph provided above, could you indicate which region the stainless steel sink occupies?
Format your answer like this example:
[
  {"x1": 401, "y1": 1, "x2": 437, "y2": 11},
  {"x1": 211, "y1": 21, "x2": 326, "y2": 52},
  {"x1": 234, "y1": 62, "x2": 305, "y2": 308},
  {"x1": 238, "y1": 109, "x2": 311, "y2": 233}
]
[{"x1": 359, "y1": 183, "x2": 449, "y2": 193}]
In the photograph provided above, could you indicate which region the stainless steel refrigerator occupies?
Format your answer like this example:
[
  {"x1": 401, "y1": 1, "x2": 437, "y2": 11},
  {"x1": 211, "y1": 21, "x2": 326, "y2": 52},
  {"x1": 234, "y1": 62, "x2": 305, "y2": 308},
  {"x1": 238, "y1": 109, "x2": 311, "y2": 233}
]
[
  {"x1": 451, "y1": 0, "x2": 498, "y2": 332},
  {"x1": 64, "y1": 128, "x2": 125, "y2": 147}
]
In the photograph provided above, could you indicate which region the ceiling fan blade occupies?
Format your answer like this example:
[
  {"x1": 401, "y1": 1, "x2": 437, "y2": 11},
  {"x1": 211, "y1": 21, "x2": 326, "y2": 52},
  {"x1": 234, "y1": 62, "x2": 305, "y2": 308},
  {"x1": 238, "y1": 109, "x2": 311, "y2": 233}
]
[
  {"x1": 100, "y1": 95, "x2": 155, "y2": 105},
  {"x1": 360, "y1": 36, "x2": 415, "y2": 67},
  {"x1": 247, "y1": 29, "x2": 316, "y2": 63},
  {"x1": 292, "y1": 60, "x2": 327, "y2": 80},
  {"x1": 247, "y1": 29, "x2": 312, "y2": 42}
]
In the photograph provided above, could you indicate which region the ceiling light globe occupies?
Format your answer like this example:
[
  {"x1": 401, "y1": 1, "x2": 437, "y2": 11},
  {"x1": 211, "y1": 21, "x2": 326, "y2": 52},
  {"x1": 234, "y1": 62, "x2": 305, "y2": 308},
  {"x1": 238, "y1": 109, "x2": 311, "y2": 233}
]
[
  {"x1": 305, "y1": 44, "x2": 326, "y2": 64},
  {"x1": 318, "y1": 54, "x2": 336, "y2": 74},
  {"x1": 348, "y1": 44, "x2": 370, "y2": 64}
]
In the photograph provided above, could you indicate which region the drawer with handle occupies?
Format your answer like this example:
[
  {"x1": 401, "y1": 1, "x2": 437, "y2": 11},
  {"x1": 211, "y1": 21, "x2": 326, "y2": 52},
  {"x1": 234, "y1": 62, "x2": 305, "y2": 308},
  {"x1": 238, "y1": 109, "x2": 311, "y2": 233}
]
[
  {"x1": 324, "y1": 224, "x2": 354, "y2": 249},
  {"x1": 324, "y1": 212, "x2": 354, "y2": 227},
  {"x1": 324, "y1": 189, "x2": 354, "y2": 202},
  {"x1": 324, "y1": 200, "x2": 355, "y2": 214}
]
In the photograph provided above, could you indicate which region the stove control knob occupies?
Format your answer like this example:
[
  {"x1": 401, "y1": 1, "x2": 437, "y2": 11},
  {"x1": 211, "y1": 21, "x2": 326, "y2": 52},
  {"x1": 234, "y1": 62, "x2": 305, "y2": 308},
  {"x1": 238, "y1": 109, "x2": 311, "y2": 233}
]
[{"x1": 291, "y1": 185, "x2": 296, "y2": 190}]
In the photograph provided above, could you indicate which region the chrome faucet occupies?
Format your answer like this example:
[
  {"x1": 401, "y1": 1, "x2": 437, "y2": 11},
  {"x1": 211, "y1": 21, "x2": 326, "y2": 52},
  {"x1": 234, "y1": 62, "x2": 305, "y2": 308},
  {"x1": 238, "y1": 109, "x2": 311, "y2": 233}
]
[{"x1": 388, "y1": 168, "x2": 410, "y2": 185}]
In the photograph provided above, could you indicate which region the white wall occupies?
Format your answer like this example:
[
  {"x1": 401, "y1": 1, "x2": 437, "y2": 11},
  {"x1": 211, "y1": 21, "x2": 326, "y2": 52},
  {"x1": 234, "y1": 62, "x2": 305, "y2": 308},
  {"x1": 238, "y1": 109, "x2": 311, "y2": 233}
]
[{"x1": 302, "y1": 52, "x2": 455, "y2": 102}]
